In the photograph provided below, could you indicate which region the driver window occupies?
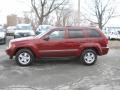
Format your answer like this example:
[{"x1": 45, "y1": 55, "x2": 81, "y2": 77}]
[{"x1": 49, "y1": 30, "x2": 64, "y2": 40}]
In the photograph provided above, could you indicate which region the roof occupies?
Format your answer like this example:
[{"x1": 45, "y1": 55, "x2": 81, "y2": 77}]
[{"x1": 51, "y1": 26, "x2": 98, "y2": 30}]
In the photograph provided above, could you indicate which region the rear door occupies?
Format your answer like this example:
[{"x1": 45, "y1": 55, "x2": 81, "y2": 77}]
[{"x1": 64, "y1": 28, "x2": 86, "y2": 56}]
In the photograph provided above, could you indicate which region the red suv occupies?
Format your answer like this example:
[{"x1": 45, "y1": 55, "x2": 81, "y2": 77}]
[{"x1": 6, "y1": 26, "x2": 109, "y2": 66}]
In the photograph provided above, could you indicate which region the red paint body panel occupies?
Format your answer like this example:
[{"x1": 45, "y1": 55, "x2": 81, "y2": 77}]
[{"x1": 100, "y1": 47, "x2": 109, "y2": 55}]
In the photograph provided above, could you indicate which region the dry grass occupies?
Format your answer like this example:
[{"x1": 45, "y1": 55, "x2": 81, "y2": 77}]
[{"x1": 108, "y1": 40, "x2": 120, "y2": 48}]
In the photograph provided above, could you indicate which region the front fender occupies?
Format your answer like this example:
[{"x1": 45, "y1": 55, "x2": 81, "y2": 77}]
[{"x1": 15, "y1": 42, "x2": 40, "y2": 58}]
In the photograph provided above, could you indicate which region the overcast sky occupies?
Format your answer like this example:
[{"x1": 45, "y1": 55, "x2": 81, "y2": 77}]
[
  {"x1": 0, "y1": 0, "x2": 31, "y2": 24},
  {"x1": 0, "y1": 0, "x2": 78, "y2": 24},
  {"x1": 0, "y1": 0, "x2": 120, "y2": 26}
]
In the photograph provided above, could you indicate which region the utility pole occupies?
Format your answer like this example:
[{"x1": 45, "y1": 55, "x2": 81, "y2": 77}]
[{"x1": 78, "y1": 0, "x2": 80, "y2": 26}]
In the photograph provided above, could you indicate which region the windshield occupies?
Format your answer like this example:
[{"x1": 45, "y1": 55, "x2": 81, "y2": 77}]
[
  {"x1": 36, "y1": 28, "x2": 49, "y2": 35},
  {"x1": 35, "y1": 29, "x2": 51, "y2": 38},
  {"x1": 36, "y1": 25, "x2": 52, "y2": 35},
  {"x1": 16, "y1": 25, "x2": 32, "y2": 30}
]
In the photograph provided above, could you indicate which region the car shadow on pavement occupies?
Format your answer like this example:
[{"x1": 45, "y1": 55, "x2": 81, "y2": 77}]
[
  {"x1": 0, "y1": 58, "x2": 16, "y2": 67},
  {"x1": 34, "y1": 57, "x2": 83, "y2": 67},
  {"x1": 2, "y1": 57, "x2": 93, "y2": 69}
]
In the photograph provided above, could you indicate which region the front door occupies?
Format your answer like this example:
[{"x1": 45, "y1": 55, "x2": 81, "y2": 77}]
[{"x1": 39, "y1": 29, "x2": 69, "y2": 57}]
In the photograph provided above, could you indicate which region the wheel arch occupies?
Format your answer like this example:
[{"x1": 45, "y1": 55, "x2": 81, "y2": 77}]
[
  {"x1": 81, "y1": 47, "x2": 101, "y2": 55},
  {"x1": 15, "y1": 47, "x2": 37, "y2": 58}
]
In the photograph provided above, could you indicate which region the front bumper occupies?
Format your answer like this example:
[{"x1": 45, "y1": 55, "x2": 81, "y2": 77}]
[
  {"x1": 6, "y1": 47, "x2": 15, "y2": 59},
  {"x1": 101, "y1": 47, "x2": 109, "y2": 55}
]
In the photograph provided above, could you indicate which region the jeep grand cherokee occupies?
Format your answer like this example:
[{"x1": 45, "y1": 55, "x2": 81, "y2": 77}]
[{"x1": 6, "y1": 26, "x2": 109, "y2": 66}]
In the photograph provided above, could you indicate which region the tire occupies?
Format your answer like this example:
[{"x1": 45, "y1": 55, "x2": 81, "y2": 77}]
[
  {"x1": 80, "y1": 49, "x2": 97, "y2": 65},
  {"x1": 15, "y1": 49, "x2": 35, "y2": 66}
]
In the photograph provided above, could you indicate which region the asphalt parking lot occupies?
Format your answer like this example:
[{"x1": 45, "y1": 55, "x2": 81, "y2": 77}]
[{"x1": 0, "y1": 36, "x2": 120, "y2": 90}]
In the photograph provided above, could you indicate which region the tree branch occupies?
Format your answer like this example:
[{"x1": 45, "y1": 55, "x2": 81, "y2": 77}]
[
  {"x1": 44, "y1": 0, "x2": 66, "y2": 17},
  {"x1": 31, "y1": 0, "x2": 41, "y2": 20}
]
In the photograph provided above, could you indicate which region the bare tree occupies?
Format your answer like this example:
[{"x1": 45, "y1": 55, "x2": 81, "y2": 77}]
[
  {"x1": 23, "y1": 11, "x2": 31, "y2": 24},
  {"x1": 85, "y1": 0, "x2": 115, "y2": 29},
  {"x1": 31, "y1": 0, "x2": 67, "y2": 25},
  {"x1": 55, "y1": 7, "x2": 64, "y2": 26},
  {"x1": 55, "y1": 5, "x2": 72, "y2": 26}
]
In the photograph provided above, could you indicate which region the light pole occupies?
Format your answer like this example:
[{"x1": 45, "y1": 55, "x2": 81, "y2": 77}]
[{"x1": 78, "y1": 0, "x2": 80, "y2": 26}]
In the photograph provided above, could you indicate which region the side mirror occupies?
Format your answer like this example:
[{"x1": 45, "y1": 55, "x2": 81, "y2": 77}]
[{"x1": 43, "y1": 35, "x2": 49, "y2": 41}]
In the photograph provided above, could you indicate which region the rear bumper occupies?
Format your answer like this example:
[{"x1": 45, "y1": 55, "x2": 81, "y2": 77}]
[{"x1": 100, "y1": 47, "x2": 109, "y2": 55}]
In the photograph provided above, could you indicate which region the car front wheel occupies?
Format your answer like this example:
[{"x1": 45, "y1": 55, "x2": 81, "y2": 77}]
[
  {"x1": 80, "y1": 49, "x2": 97, "y2": 65},
  {"x1": 15, "y1": 49, "x2": 34, "y2": 66}
]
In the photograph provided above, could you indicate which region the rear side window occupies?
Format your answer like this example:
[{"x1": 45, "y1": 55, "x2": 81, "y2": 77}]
[
  {"x1": 68, "y1": 29, "x2": 84, "y2": 38},
  {"x1": 87, "y1": 29, "x2": 101, "y2": 37}
]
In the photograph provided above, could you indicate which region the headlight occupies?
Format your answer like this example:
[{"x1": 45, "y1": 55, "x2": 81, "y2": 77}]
[
  {"x1": 8, "y1": 42, "x2": 12, "y2": 49},
  {"x1": 7, "y1": 40, "x2": 15, "y2": 49}
]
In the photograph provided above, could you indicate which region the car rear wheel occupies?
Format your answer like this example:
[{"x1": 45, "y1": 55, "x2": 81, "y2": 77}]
[
  {"x1": 80, "y1": 49, "x2": 97, "y2": 65},
  {"x1": 15, "y1": 49, "x2": 34, "y2": 66}
]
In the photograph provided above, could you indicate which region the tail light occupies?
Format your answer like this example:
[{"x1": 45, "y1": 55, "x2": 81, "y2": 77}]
[{"x1": 102, "y1": 36, "x2": 108, "y2": 47}]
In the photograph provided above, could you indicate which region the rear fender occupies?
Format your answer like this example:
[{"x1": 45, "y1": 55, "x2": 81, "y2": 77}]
[{"x1": 79, "y1": 43, "x2": 102, "y2": 55}]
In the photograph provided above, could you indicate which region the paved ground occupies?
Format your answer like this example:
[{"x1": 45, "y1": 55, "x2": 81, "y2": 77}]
[{"x1": 0, "y1": 37, "x2": 120, "y2": 90}]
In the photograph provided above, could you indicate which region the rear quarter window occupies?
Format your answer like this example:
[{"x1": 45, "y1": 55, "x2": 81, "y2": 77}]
[{"x1": 86, "y1": 29, "x2": 101, "y2": 38}]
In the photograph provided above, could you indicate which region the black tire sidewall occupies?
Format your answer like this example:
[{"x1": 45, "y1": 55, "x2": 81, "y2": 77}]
[
  {"x1": 81, "y1": 49, "x2": 97, "y2": 65},
  {"x1": 15, "y1": 49, "x2": 34, "y2": 66}
]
